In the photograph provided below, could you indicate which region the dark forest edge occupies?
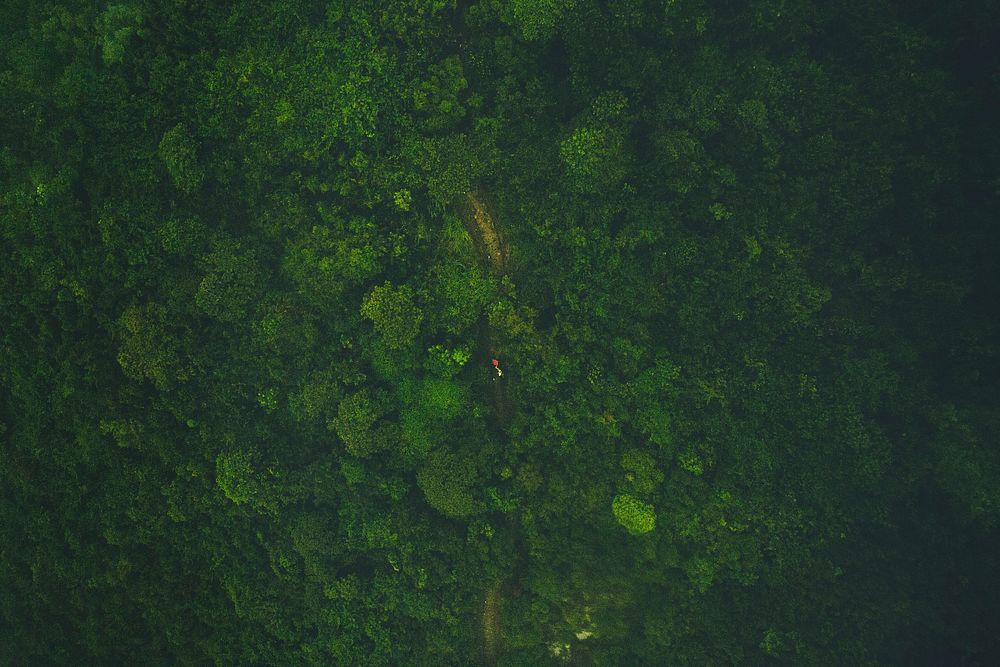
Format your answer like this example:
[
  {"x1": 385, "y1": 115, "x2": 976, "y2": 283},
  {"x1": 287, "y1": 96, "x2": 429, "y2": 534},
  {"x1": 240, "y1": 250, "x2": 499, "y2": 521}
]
[{"x1": 2, "y1": 0, "x2": 999, "y2": 665}]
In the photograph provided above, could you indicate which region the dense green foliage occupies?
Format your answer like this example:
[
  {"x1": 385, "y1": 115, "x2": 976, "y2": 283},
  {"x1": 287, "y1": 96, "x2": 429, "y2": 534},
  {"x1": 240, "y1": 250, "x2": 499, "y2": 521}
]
[{"x1": 2, "y1": 1, "x2": 999, "y2": 664}]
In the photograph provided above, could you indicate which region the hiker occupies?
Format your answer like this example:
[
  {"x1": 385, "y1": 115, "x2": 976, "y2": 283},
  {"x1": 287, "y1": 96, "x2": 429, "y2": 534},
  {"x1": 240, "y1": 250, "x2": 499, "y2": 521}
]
[{"x1": 491, "y1": 358, "x2": 503, "y2": 378}]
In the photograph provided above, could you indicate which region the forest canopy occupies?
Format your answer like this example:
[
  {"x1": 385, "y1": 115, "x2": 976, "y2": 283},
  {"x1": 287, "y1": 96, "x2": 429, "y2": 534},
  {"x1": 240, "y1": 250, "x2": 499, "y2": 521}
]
[{"x1": 2, "y1": 0, "x2": 999, "y2": 664}]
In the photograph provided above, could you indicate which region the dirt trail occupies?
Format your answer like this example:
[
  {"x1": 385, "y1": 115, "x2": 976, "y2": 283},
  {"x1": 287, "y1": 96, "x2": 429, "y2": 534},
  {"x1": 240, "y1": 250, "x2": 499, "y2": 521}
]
[
  {"x1": 482, "y1": 583, "x2": 502, "y2": 665},
  {"x1": 461, "y1": 190, "x2": 514, "y2": 431},
  {"x1": 463, "y1": 192, "x2": 508, "y2": 275},
  {"x1": 460, "y1": 191, "x2": 512, "y2": 665}
]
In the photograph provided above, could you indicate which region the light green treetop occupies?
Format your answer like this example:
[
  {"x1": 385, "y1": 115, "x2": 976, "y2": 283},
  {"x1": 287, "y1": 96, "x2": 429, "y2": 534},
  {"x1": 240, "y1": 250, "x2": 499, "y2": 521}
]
[{"x1": 612, "y1": 493, "x2": 656, "y2": 535}]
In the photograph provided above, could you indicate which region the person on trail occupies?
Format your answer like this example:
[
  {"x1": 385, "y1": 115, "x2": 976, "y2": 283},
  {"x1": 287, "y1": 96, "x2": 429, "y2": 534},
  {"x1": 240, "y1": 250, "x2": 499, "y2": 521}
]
[{"x1": 491, "y1": 358, "x2": 503, "y2": 378}]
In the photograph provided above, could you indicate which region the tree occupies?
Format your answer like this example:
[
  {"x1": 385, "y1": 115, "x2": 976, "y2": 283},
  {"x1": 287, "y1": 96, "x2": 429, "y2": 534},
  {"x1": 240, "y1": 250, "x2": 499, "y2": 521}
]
[
  {"x1": 97, "y1": 4, "x2": 143, "y2": 65},
  {"x1": 417, "y1": 447, "x2": 482, "y2": 518},
  {"x1": 282, "y1": 216, "x2": 384, "y2": 311},
  {"x1": 158, "y1": 123, "x2": 204, "y2": 193},
  {"x1": 331, "y1": 389, "x2": 395, "y2": 458},
  {"x1": 116, "y1": 301, "x2": 180, "y2": 389},
  {"x1": 412, "y1": 55, "x2": 469, "y2": 132},
  {"x1": 559, "y1": 125, "x2": 626, "y2": 194},
  {"x1": 620, "y1": 449, "x2": 662, "y2": 495},
  {"x1": 195, "y1": 239, "x2": 265, "y2": 322},
  {"x1": 425, "y1": 258, "x2": 496, "y2": 335},
  {"x1": 400, "y1": 376, "x2": 468, "y2": 460},
  {"x1": 612, "y1": 494, "x2": 655, "y2": 535},
  {"x1": 360, "y1": 281, "x2": 423, "y2": 350},
  {"x1": 508, "y1": 0, "x2": 572, "y2": 41},
  {"x1": 215, "y1": 449, "x2": 259, "y2": 505}
]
